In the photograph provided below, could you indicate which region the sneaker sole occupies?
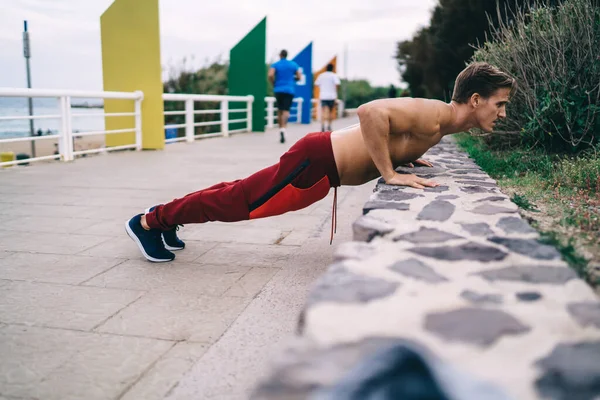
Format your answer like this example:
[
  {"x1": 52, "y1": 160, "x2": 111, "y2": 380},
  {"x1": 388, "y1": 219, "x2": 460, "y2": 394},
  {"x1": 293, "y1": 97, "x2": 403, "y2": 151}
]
[
  {"x1": 145, "y1": 207, "x2": 185, "y2": 251},
  {"x1": 124, "y1": 220, "x2": 174, "y2": 263},
  {"x1": 163, "y1": 241, "x2": 184, "y2": 251}
]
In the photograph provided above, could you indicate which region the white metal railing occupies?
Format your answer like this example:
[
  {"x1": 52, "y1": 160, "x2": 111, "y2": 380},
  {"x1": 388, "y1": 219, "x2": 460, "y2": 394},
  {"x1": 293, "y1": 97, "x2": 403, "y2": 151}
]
[
  {"x1": 162, "y1": 94, "x2": 254, "y2": 144},
  {"x1": 264, "y1": 97, "x2": 303, "y2": 128},
  {"x1": 0, "y1": 87, "x2": 350, "y2": 169},
  {"x1": 0, "y1": 87, "x2": 143, "y2": 167}
]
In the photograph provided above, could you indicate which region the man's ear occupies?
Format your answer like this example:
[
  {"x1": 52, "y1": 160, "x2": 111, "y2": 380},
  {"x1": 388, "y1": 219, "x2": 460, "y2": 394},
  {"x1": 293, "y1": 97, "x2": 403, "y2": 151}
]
[{"x1": 470, "y1": 93, "x2": 481, "y2": 108}]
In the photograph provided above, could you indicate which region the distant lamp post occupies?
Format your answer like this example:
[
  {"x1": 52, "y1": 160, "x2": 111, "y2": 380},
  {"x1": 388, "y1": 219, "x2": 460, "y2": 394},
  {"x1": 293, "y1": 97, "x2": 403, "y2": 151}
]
[{"x1": 23, "y1": 20, "x2": 35, "y2": 157}]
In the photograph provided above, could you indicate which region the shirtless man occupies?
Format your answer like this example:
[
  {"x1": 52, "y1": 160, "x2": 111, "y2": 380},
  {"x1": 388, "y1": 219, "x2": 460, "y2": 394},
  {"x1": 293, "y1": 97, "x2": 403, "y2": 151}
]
[{"x1": 126, "y1": 62, "x2": 515, "y2": 262}]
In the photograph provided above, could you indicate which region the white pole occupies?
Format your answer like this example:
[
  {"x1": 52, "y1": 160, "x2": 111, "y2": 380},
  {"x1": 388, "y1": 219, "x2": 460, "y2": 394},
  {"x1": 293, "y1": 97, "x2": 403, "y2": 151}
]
[
  {"x1": 185, "y1": 99, "x2": 194, "y2": 142},
  {"x1": 221, "y1": 100, "x2": 229, "y2": 137},
  {"x1": 296, "y1": 98, "x2": 303, "y2": 124},
  {"x1": 337, "y1": 100, "x2": 344, "y2": 119},
  {"x1": 266, "y1": 98, "x2": 275, "y2": 129},
  {"x1": 23, "y1": 21, "x2": 36, "y2": 157},
  {"x1": 64, "y1": 96, "x2": 74, "y2": 161},
  {"x1": 134, "y1": 92, "x2": 143, "y2": 150},
  {"x1": 246, "y1": 96, "x2": 253, "y2": 133},
  {"x1": 317, "y1": 99, "x2": 322, "y2": 123},
  {"x1": 58, "y1": 96, "x2": 68, "y2": 161}
]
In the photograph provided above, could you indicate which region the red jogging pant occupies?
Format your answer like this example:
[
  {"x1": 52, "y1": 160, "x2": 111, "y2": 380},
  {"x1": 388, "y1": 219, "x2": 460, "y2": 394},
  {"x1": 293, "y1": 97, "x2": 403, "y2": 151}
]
[{"x1": 145, "y1": 131, "x2": 340, "y2": 230}]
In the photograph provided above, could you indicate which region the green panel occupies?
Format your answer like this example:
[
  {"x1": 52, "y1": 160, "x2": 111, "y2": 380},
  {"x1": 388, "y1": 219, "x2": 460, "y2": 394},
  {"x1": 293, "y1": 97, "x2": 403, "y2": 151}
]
[{"x1": 228, "y1": 17, "x2": 266, "y2": 132}]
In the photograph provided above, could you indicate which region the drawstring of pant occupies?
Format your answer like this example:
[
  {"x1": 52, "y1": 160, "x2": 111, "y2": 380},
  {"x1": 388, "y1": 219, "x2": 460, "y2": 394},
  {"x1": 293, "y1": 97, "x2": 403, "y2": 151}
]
[{"x1": 330, "y1": 187, "x2": 338, "y2": 245}]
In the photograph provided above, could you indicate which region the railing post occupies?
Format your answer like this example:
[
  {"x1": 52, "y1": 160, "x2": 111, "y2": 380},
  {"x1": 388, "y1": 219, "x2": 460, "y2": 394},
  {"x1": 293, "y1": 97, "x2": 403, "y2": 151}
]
[
  {"x1": 247, "y1": 96, "x2": 254, "y2": 133},
  {"x1": 221, "y1": 100, "x2": 229, "y2": 137},
  {"x1": 266, "y1": 97, "x2": 274, "y2": 129},
  {"x1": 185, "y1": 98, "x2": 194, "y2": 143},
  {"x1": 59, "y1": 96, "x2": 74, "y2": 162},
  {"x1": 58, "y1": 96, "x2": 68, "y2": 162},
  {"x1": 316, "y1": 99, "x2": 322, "y2": 123},
  {"x1": 337, "y1": 99, "x2": 345, "y2": 118},
  {"x1": 134, "y1": 91, "x2": 143, "y2": 150},
  {"x1": 66, "y1": 96, "x2": 75, "y2": 161},
  {"x1": 296, "y1": 98, "x2": 303, "y2": 124}
]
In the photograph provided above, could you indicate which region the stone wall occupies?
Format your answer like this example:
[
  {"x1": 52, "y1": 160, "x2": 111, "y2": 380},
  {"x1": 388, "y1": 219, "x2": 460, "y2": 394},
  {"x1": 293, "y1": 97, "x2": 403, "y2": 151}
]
[{"x1": 252, "y1": 137, "x2": 600, "y2": 400}]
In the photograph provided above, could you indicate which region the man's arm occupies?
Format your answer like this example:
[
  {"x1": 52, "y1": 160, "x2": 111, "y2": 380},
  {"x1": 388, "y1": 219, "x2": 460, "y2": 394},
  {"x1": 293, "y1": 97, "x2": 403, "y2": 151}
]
[
  {"x1": 357, "y1": 99, "x2": 438, "y2": 189},
  {"x1": 356, "y1": 101, "x2": 395, "y2": 182},
  {"x1": 268, "y1": 67, "x2": 275, "y2": 85}
]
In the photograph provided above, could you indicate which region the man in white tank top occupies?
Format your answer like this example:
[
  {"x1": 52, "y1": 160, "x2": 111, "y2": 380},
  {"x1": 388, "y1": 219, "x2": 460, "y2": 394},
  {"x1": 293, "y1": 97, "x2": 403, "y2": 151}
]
[{"x1": 314, "y1": 63, "x2": 341, "y2": 132}]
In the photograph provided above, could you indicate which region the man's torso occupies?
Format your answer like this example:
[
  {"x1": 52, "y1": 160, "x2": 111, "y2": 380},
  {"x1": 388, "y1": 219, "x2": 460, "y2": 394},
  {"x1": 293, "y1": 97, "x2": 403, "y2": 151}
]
[
  {"x1": 330, "y1": 98, "x2": 450, "y2": 185},
  {"x1": 272, "y1": 60, "x2": 298, "y2": 95},
  {"x1": 316, "y1": 72, "x2": 340, "y2": 100}
]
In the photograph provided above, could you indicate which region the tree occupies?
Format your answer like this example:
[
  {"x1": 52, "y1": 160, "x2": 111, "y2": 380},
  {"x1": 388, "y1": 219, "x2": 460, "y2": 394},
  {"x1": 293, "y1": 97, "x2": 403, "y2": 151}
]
[{"x1": 395, "y1": 0, "x2": 567, "y2": 100}]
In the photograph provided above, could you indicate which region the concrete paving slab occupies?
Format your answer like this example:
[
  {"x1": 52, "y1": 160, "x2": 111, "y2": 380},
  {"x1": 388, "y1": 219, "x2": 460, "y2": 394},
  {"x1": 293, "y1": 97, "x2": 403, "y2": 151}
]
[
  {"x1": 0, "y1": 281, "x2": 142, "y2": 330},
  {"x1": 96, "y1": 292, "x2": 252, "y2": 342},
  {"x1": 0, "y1": 253, "x2": 124, "y2": 284},
  {"x1": 0, "y1": 231, "x2": 111, "y2": 254},
  {"x1": 83, "y1": 259, "x2": 246, "y2": 295},
  {"x1": 0, "y1": 325, "x2": 173, "y2": 400}
]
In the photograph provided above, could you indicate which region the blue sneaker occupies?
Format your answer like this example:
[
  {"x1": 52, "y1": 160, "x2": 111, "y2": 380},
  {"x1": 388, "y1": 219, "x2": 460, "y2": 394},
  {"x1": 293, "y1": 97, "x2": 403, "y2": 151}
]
[
  {"x1": 125, "y1": 214, "x2": 175, "y2": 262},
  {"x1": 162, "y1": 225, "x2": 185, "y2": 251},
  {"x1": 145, "y1": 205, "x2": 185, "y2": 251}
]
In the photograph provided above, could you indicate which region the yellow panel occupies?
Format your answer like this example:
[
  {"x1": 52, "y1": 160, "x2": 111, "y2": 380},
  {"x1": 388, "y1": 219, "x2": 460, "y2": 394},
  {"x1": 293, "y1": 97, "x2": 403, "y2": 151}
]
[{"x1": 100, "y1": 0, "x2": 164, "y2": 149}]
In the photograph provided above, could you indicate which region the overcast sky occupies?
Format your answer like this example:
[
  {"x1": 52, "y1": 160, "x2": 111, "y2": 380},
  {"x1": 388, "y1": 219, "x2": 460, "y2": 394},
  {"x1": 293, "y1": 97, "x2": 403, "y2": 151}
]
[{"x1": 0, "y1": 0, "x2": 437, "y2": 91}]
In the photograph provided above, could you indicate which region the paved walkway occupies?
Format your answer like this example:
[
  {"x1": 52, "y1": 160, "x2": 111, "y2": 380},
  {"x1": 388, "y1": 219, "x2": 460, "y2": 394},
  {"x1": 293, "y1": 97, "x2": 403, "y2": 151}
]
[{"x1": 0, "y1": 118, "x2": 375, "y2": 400}]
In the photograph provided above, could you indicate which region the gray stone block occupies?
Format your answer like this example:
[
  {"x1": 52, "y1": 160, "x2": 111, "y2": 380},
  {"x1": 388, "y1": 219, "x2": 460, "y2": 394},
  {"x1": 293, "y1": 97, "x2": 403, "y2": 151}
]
[
  {"x1": 409, "y1": 242, "x2": 508, "y2": 262},
  {"x1": 453, "y1": 169, "x2": 487, "y2": 175},
  {"x1": 535, "y1": 341, "x2": 600, "y2": 400},
  {"x1": 567, "y1": 302, "x2": 600, "y2": 329},
  {"x1": 475, "y1": 196, "x2": 507, "y2": 203},
  {"x1": 456, "y1": 180, "x2": 497, "y2": 187},
  {"x1": 475, "y1": 266, "x2": 578, "y2": 285},
  {"x1": 423, "y1": 186, "x2": 450, "y2": 193},
  {"x1": 388, "y1": 258, "x2": 449, "y2": 283},
  {"x1": 516, "y1": 292, "x2": 543, "y2": 302},
  {"x1": 460, "y1": 186, "x2": 497, "y2": 194},
  {"x1": 363, "y1": 201, "x2": 410, "y2": 215},
  {"x1": 417, "y1": 200, "x2": 455, "y2": 221},
  {"x1": 488, "y1": 237, "x2": 561, "y2": 260},
  {"x1": 373, "y1": 191, "x2": 422, "y2": 202},
  {"x1": 353, "y1": 215, "x2": 395, "y2": 242},
  {"x1": 424, "y1": 308, "x2": 530, "y2": 347},
  {"x1": 454, "y1": 176, "x2": 489, "y2": 181},
  {"x1": 460, "y1": 290, "x2": 503, "y2": 305},
  {"x1": 394, "y1": 227, "x2": 463, "y2": 244},
  {"x1": 394, "y1": 166, "x2": 448, "y2": 175},
  {"x1": 496, "y1": 217, "x2": 537, "y2": 234},
  {"x1": 470, "y1": 204, "x2": 517, "y2": 215},
  {"x1": 460, "y1": 223, "x2": 495, "y2": 236},
  {"x1": 307, "y1": 264, "x2": 400, "y2": 306}
]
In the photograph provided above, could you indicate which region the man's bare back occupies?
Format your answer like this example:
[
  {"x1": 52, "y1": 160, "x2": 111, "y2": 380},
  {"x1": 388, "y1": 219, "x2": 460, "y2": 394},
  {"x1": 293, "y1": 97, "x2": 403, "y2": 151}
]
[{"x1": 331, "y1": 98, "x2": 453, "y2": 186}]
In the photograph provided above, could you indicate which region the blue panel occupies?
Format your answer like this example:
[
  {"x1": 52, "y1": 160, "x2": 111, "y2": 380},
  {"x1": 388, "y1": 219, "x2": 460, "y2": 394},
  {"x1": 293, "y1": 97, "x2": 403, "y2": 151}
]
[{"x1": 291, "y1": 42, "x2": 313, "y2": 124}]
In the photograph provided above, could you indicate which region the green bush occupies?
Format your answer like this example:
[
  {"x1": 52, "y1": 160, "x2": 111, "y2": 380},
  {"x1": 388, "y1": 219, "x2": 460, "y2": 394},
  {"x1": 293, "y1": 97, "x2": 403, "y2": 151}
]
[{"x1": 473, "y1": 0, "x2": 600, "y2": 153}]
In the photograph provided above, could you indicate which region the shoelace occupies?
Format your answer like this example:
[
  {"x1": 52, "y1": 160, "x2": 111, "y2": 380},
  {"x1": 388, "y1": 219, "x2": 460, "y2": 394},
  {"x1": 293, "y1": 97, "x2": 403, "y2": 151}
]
[
  {"x1": 330, "y1": 187, "x2": 338, "y2": 245},
  {"x1": 167, "y1": 224, "x2": 183, "y2": 233}
]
